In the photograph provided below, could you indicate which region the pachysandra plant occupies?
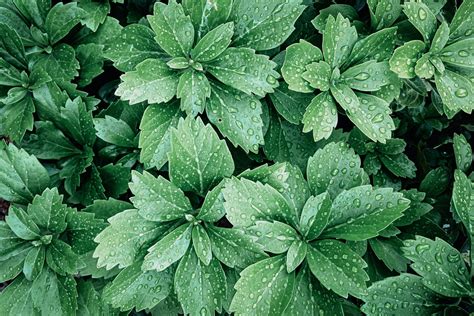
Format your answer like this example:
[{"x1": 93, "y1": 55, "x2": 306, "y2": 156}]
[
  {"x1": 106, "y1": 0, "x2": 305, "y2": 159},
  {"x1": 93, "y1": 117, "x2": 266, "y2": 314},
  {"x1": 223, "y1": 141, "x2": 411, "y2": 314},
  {"x1": 282, "y1": 13, "x2": 399, "y2": 143},
  {"x1": 389, "y1": 0, "x2": 474, "y2": 118}
]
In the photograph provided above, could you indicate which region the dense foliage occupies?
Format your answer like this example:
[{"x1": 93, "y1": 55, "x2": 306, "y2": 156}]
[{"x1": 0, "y1": 0, "x2": 473, "y2": 315}]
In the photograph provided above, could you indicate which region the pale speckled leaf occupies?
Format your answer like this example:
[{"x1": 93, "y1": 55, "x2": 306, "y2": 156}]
[
  {"x1": 0, "y1": 276, "x2": 37, "y2": 315},
  {"x1": 192, "y1": 224, "x2": 212, "y2": 265},
  {"x1": 402, "y1": 2, "x2": 437, "y2": 42},
  {"x1": 342, "y1": 61, "x2": 392, "y2": 92},
  {"x1": 302, "y1": 92, "x2": 338, "y2": 142},
  {"x1": 247, "y1": 220, "x2": 299, "y2": 254},
  {"x1": 330, "y1": 82, "x2": 360, "y2": 113},
  {"x1": 448, "y1": 0, "x2": 474, "y2": 42},
  {"x1": 94, "y1": 115, "x2": 137, "y2": 148},
  {"x1": 269, "y1": 82, "x2": 311, "y2": 124},
  {"x1": 299, "y1": 192, "x2": 332, "y2": 241},
  {"x1": 183, "y1": 0, "x2": 232, "y2": 39},
  {"x1": 27, "y1": 187, "x2": 70, "y2": 234},
  {"x1": 430, "y1": 21, "x2": 449, "y2": 53},
  {"x1": 302, "y1": 61, "x2": 331, "y2": 91},
  {"x1": 347, "y1": 27, "x2": 398, "y2": 66},
  {"x1": 191, "y1": 22, "x2": 234, "y2": 62},
  {"x1": 286, "y1": 240, "x2": 307, "y2": 273},
  {"x1": 322, "y1": 14, "x2": 358, "y2": 68},
  {"x1": 440, "y1": 38, "x2": 474, "y2": 70},
  {"x1": 389, "y1": 40, "x2": 425, "y2": 79},
  {"x1": 367, "y1": 0, "x2": 401, "y2": 30},
  {"x1": 379, "y1": 153, "x2": 417, "y2": 178},
  {"x1": 453, "y1": 134, "x2": 472, "y2": 172},
  {"x1": 435, "y1": 69, "x2": 474, "y2": 114},
  {"x1": 177, "y1": 69, "x2": 211, "y2": 116},
  {"x1": 6, "y1": 206, "x2": 41, "y2": 240}
]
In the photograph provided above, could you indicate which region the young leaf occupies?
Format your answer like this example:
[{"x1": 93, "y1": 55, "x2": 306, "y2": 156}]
[
  {"x1": 430, "y1": 21, "x2": 450, "y2": 53},
  {"x1": 448, "y1": 0, "x2": 474, "y2": 42},
  {"x1": 302, "y1": 61, "x2": 331, "y2": 91},
  {"x1": 177, "y1": 69, "x2": 211, "y2": 116},
  {"x1": 23, "y1": 246, "x2": 45, "y2": 281},
  {"x1": 342, "y1": 61, "x2": 392, "y2": 92},
  {"x1": 402, "y1": 236, "x2": 472, "y2": 297},
  {"x1": 94, "y1": 116, "x2": 137, "y2": 148},
  {"x1": 192, "y1": 224, "x2": 212, "y2": 265},
  {"x1": 299, "y1": 192, "x2": 332, "y2": 240},
  {"x1": 129, "y1": 171, "x2": 192, "y2": 222},
  {"x1": 389, "y1": 40, "x2": 426, "y2": 79},
  {"x1": 142, "y1": 224, "x2": 192, "y2": 271},
  {"x1": 198, "y1": 180, "x2": 226, "y2": 222},
  {"x1": 78, "y1": 0, "x2": 110, "y2": 32},
  {"x1": 182, "y1": 0, "x2": 232, "y2": 39},
  {"x1": 147, "y1": 0, "x2": 194, "y2": 57},
  {"x1": 307, "y1": 239, "x2": 369, "y2": 298},
  {"x1": 347, "y1": 27, "x2": 398, "y2": 66},
  {"x1": 247, "y1": 221, "x2": 299, "y2": 254},
  {"x1": 45, "y1": 239, "x2": 79, "y2": 275},
  {"x1": 27, "y1": 187, "x2": 69, "y2": 234},
  {"x1": 367, "y1": 0, "x2": 401, "y2": 30},
  {"x1": 302, "y1": 92, "x2": 338, "y2": 141},
  {"x1": 5, "y1": 206, "x2": 41, "y2": 240},
  {"x1": 175, "y1": 249, "x2": 227, "y2": 316},
  {"x1": 286, "y1": 240, "x2": 307, "y2": 273},
  {"x1": 115, "y1": 58, "x2": 179, "y2": 105},
  {"x1": 191, "y1": 22, "x2": 234, "y2": 62},
  {"x1": 169, "y1": 117, "x2": 234, "y2": 195},
  {"x1": 103, "y1": 261, "x2": 172, "y2": 312},
  {"x1": 435, "y1": 69, "x2": 473, "y2": 113},
  {"x1": 322, "y1": 14, "x2": 358, "y2": 68},
  {"x1": 322, "y1": 185, "x2": 410, "y2": 241},
  {"x1": 230, "y1": 255, "x2": 295, "y2": 315}
]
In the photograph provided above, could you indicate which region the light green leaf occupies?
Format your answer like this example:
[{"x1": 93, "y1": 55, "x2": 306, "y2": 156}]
[
  {"x1": 175, "y1": 249, "x2": 227, "y2": 316},
  {"x1": 342, "y1": 61, "x2": 392, "y2": 92},
  {"x1": 11, "y1": 0, "x2": 49, "y2": 28},
  {"x1": 198, "y1": 180, "x2": 226, "y2": 222},
  {"x1": 323, "y1": 14, "x2": 358, "y2": 68},
  {"x1": 322, "y1": 185, "x2": 410, "y2": 241},
  {"x1": 207, "y1": 225, "x2": 266, "y2": 268},
  {"x1": 23, "y1": 246, "x2": 45, "y2": 281},
  {"x1": 191, "y1": 22, "x2": 234, "y2": 62},
  {"x1": 183, "y1": 0, "x2": 232, "y2": 39},
  {"x1": 430, "y1": 21, "x2": 450, "y2": 53},
  {"x1": 0, "y1": 276, "x2": 37, "y2": 315},
  {"x1": 130, "y1": 170, "x2": 192, "y2": 222},
  {"x1": 0, "y1": 94, "x2": 34, "y2": 142},
  {"x1": 367, "y1": 0, "x2": 401, "y2": 30},
  {"x1": 104, "y1": 24, "x2": 165, "y2": 72},
  {"x1": 389, "y1": 40, "x2": 426, "y2": 78},
  {"x1": 6, "y1": 206, "x2": 40, "y2": 240},
  {"x1": 311, "y1": 4, "x2": 358, "y2": 33},
  {"x1": 440, "y1": 38, "x2": 474, "y2": 70},
  {"x1": 230, "y1": 255, "x2": 295, "y2": 316},
  {"x1": 282, "y1": 40, "x2": 323, "y2": 93},
  {"x1": 77, "y1": 280, "x2": 113, "y2": 315},
  {"x1": 302, "y1": 92, "x2": 338, "y2": 141},
  {"x1": 78, "y1": 0, "x2": 110, "y2": 32},
  {"x1": 139, "y1": 101, "x2": 182, "y2": 170},
  {"x1": 66, "y1": 211, "x2": 106, "y2": 256},
  {"x1": 116, "y1": 58, "x2": 179, "y2": 105},
  {"x1": 379, "y1": 153, "x2": 417, "y2": 178},
  {"x1": 45, "y1": 2, "x2": 86, "y2": 44},
  {"x1": 0, "y1": 6, "x2": 34, "y2": 46},
  {"x1": 299, "y1": 192, "x2": 332, "y2": 240},
  {"x1": 177, "y1": 69, "x2": 211, "y2": 116},
  {"x1": 142, "y1": 224, "x2": 192, "y2": 271},
  {"x1": 247, "y1": 220, "x2": 299, "y2": 254},
  {"x1": 148, "y1": 0, "x2": 194, "y2": 57},
  {"x1": 269, "y1": 82, "x2": 311, "y2": 124},
  {"x1": 330, "y1": 82, "x2": 359, "y2": 113},
  {"x1": 449, "y1": 0, "x2": 474, "y2": 42},
  {"x1": 58, "y1": 97, "x2": 96, "y2": 146},
  {"x1": 27, "y1": 187, "x2": 69, "y2": 234},
  {"x1": 93, "y1": 209, "x2": 166, "y2": 270},
  {"x1": 361, "y1": 274, "x2": 445, "y2": 315},
  {"x1": 192, "y1": 224, "x2": 212, "y2": 265},
  {"x1": 307, "y1": 141, "x2": 368, "y2": 198},
  {"x1": 369, "y1": 237, "x2": 409, "y2": 273},
  {"x1": 347, "y1": 27, "x2": 398, "y2": 66},
  {"x1": 231, "y1": 0, "x2": 305, "y2": 50},
  {"x1": 207, "y1": 47, "x2": 279, "y2": 97},
  {"x1": 169, "y1": 116, "x2": 234, "y2": 195},
  {"x1": 103, "y1": 260, "x2": 172, "y2": 312},
  {"x1": 402, "y1": 236, "x2": 472, "y2": 297},
  {"x1": 435, "y1": 69, "x2": 474, "y2": 113},
  {"x1": 302, "y1": 61, "x2": 331, "y2": 91},
  {"x1": 207, "y1": 83, "x2": 264, "y2": 153},
  {"x1": 307, "y1": 239, "x2": 369, "y2": 298},
  {"x1": 286, "y1": 240, "x2": 307, "y2": 273},
  {"x1": 223, "y1": 177, "x2": 295, "y2": 227},
  {"x1": 94, "y1": 116, "x2": 137, "y2": 148},
  {"x1": 45, "y1": 239, "x2": 78, "y2": 275},
  {"x1": 414, "y1": 54, "x2": 435, "y2": 79},
  {"x1": 0, "y1": 59, "x2": 23, "y2": 86},
  {"x1": 402, "y1": 2, "x2": 437, "y2": 42}
]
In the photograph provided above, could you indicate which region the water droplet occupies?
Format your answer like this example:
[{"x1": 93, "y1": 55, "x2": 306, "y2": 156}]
[
  {"x1": 355, "y1": 72, "x2": 370, "y2": 81},
  {"x1": 415, "y1": 243, "x2": 430, "y2": 254},
  {"x1": 455, "y1": 88, "x2": 467, "y2": 98},
  {"x1": 418, "y1": 8, "x2": 427, "y2": 20}
]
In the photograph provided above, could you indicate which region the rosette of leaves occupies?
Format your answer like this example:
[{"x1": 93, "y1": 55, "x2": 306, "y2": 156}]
[
  {"x1": 106, "y1": 0, "x2": 305, "y2": 158},
  {"x1": 389, "y1": 0, "x2": 474, "y2": 118},
  {"x1": 93, "y1": 117, "x2": 267, "y2": 314},
  {"x1": 222, "y1": 141, "x2": 411, "y2": 315},
  {"x1": 0, "y1": 186, "x2": 106, "y2": 315},
  {"x1": 282, "y1": 13, "x2": 400, "y2": 143}
]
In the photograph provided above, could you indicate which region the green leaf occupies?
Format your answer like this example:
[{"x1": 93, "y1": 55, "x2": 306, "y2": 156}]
[
  {"x1": 402, "y1": 2, "x2": 437, "y2": 42},
  {"x1": 367, "y1": 0, "x2": 401, "y2": 30},
  {"x1": 198, "y1": 180, "x2": 226, "y2": 222},
  {"x1": 0, "y1": 276, "x2": 37, "y2": 315},
  {"x1": 116, "y1": 58, "x2": 179, "y2": 105},
  {"x1": 11, "y1": 0, "x2": 49, "y2": 29},
  {"x1": 0, "y1": 248, "x2": 29, "y2": 282},
  {"x1": 347, "y1": 27, "x2": 398, "y2": 66},
  {"x1": 395, "y1": 189, "x2": 433, "y2": 226},
  {"x1": 311, "y1": 4, "x2": 359, "y2": 33},
  {"x1": 0, "y1": 94, "x2": 35, "y2": 142},
  {"x1": 177, "y1": 69, "x2": 211, "y2": 116},
  {"x1": 104, "y1": 24, "x2": 165, "y2": 72},
  {"x1": 94, "y1": 115, "x2": 137, "y2": 148},
  {"x1": 402, "y1": 236, "x2": 472, "y2": 297},
  {"x1": 6, "y1": 206, "x2": 41, "y2": 240},
  {"x1": 330, "y1": 82, "x2": 359, "y2": 113},
  {"x1": 286, "y1": 240, "x2": 307, "y2": 272},
  {"x1": 183, "y1": 0, "x2": 232, "y2": 39},
  {"x1": 139, "y1": 101, "x2": 182, "y2": 170},
  {"x1": 435, "y1": 69, "x2": 474, "y2": 113},
  {"x1": 430, "y1": 21, "x2": 450, "y2": 53},
  {"x1": 302, "y1": 61, "x2": 331, "y2": 91},
  {"x1": 282, "y1": 40, "x2": 323, "y2": 93},
  {"x1": 440, "y1": 38, "x2": 474, "y2": 70},
  {"x1": 75, "y1": 43, "x2": 104, "y2": 87},
  {"x1": 103, "y1": 260, "x2": 172, "y2": 312},
  {"x1": 206, "y1": 47, "x2": 279, "y2": 97},
  {"x1": 45, "y1": 2, "x2": 85, "y2": 44},
  {"x1": 247, "y1": 220, "x2": 299, "y2": 254},
  {"x1": 379, "y1": 153, "x2": 417, "y2": 178},
  {"x1": 66, "y1": 211, "x2": 105, "y2": 255},
  {"x1": 323, "y1": 14, "x2": 358, "y2": 68},
  {"x1": 223, "y1": 177, "x2": 295, "y2": 227},
  {"x1": 27, "y1": 187, "x2": 69, "y2": 234},
  {"x1": 361, "y1": 274, "x2": 445, "y2": 315},
  {"x1": 342, "y1": 61, "x2": 392, "y2": 92},
  {"x1": 414, "y1": 54, "x2": 435, "y2": 79},
  {"x1": 129, "y1": 170, "x2": 192, "y2": 222},
  {"x1": 0, "y1": 23, "x2": 27, "y2": 69},
  {"x1": 369, "y1": 237, "x2": 409, "y2": 273},
  {"x1": 147, "y1": 0, "x2": 194, "y2": 57},
  {"x1": 389, "y1": 40, "x2": 426, "y2": 79},
  {"x1": 175, "y1": 249, "x2": 227, "y2": 316},
  {"x1": 142, "y1": 224, "x2": 192, "y2": 271},
  {"x1": 99, "y1": 164, "x2": 130, "y2": 198},
  {"x1": 78, "y1": 0, "x2": 110, "y2": 32},
  {"x1": 93, "y1": 209, "x2": 166, "y2": 270},
  {"x1": 169, "y1": 117, "x2": 234, "y2": 195},
  {"x1": 449, "y1": 0, "x2": 474, "y2": 42},
  {"x1": 191, "y1": 22, "x2": 234, "y2": 62},
  {"x1": 45, "y1": 239, "x2": 78, "y2": 275},
  {"x1": 192, "y1": 224, "x2": 212, "y2": 265},
  {"x1": 0, "y1": 58, "x2": 23, "y2": 86},
  {"x1": 307, "y1": 142, "x2": 368, "y2": 198},
  {"x1": 307, "y1": 239, "x2": 369, "y2": 298},
  {"x1": 59, "y1": 97, "x2": 96, "y2": 146},
  {"x1": 0, "y1": 6, "x2": 34, "y2": 47},
  {"x1": 34, "y1": 44, "x2": 80, "y2": 85},
  {"x1": 299, "y1": 192, "x2": 332, "y2": 240},
  {"x1": 269, "y1": 82, "x2": 311, "y2": 125},
  {"x1": 347, "y1": 93, "x2": 395, "y2": 143},
  {"x1": 322, "y1": 185, "x2": 410, "y2": 241},
  {"x1": 230, "y1": 0, "x2": 305, "y2": 50},
  {"x1": 207, "y1": 83, "x2": 264, "y2": 153},
  {"x1": 302, "y1": 92, "x2": 338, "y2": 141},
  {"x1": 207, "y1": 225, "x2": 266, "y2": 268},
  {"x1": 230, "y1": 255, "x2": 295, "y2": 315},
  {"x1": 283, "y1": 266, "x2": 344, "y2": 315},
  {"x1": 77, "y1": 280, "x2": 113, "y2": 315},
  {"x1": 23, "y1": 246, "x2": 45, "y2": 281}
]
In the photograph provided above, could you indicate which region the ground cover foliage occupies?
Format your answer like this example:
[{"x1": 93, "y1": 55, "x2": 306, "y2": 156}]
[{"x1": 0, "y1": 0, "x2": 473, "y2": 315}]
